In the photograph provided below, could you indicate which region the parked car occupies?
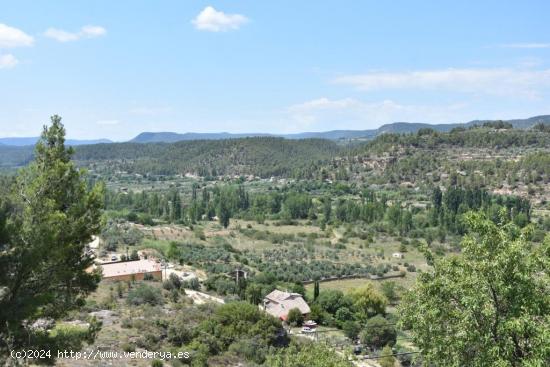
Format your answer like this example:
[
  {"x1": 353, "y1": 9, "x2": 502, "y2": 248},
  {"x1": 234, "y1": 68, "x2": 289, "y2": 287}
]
[{"x1": 304, "y1": 320, "x2": 317, "y2": 328}]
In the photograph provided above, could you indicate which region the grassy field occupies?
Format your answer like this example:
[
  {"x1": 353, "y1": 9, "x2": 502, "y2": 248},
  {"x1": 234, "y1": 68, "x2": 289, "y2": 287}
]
[{"x1": 304, "y1": 275, "x2": 418, "y2": 299}]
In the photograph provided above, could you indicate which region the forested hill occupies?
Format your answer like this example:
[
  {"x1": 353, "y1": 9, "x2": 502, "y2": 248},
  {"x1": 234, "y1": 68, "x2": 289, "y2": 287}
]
[
  {"x1": 376, "y1": 115, "x2": 550, "y2": 134},
  {"x1": 0, "y1": 145, "x2": 34, "y2": 168},
  {"x1": 358, "y1": 123, "x2": 550, "y2": 154},
  {"x1": 74, "y1": 137, "x2": 343, "y2": 178},
  {"x1": 2, "y1": 126, "x2": 550, "y2": 177}
]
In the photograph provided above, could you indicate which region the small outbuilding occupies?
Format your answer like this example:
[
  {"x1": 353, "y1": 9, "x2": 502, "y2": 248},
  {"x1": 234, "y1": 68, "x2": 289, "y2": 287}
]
[{"x1": 392, "y1": 252, "x2": 404, "y2": 259}]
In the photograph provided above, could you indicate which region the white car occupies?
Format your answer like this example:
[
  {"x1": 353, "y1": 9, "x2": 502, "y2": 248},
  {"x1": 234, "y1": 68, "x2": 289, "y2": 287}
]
[{"x1": 301, "y1": 326, "x2": 315, "y2": 333}]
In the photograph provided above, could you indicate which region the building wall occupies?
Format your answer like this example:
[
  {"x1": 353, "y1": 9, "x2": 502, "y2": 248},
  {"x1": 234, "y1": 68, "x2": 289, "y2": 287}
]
[{"x1": 103, "y1": 270, "x2": 162, "y2": 282}]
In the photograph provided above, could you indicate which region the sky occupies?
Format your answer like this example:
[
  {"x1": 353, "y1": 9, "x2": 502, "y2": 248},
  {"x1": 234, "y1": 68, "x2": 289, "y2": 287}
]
[{"x1": 1, "y1": 0, "x2": 550, "y2": 141}]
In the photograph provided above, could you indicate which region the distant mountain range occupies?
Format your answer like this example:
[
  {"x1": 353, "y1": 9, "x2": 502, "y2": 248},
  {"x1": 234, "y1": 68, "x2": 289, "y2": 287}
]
[
  {"x1": 130, "y1": 115, "x2": 550, "y2": 143},
  {"x1": 0, "y1": 137, "x2": 112, "y2": 147},
  {"x1": 129, "y1": 130, "x2": 379, "y2": 143},
  {"x1": 1, "y1": 115, "x2": 549, "y2": 146},
  {"x1": 130, "y1": 132, "x2": 273, "y2": 143}
]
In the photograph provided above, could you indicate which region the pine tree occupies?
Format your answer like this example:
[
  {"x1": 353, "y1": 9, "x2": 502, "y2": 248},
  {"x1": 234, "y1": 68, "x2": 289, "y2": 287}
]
[
  {"x1": 323, "y1": 197, "x2": 333, "y2": 222},
  {"x1": 313, "y1": 280, "x2": 320, "y2": 301},
  {"x1": 0, "y1": 116, "x2": 104, "y2": 351},
  {"x1": 170, "y1": 190, "x2": 182, "y2": 222},
  {"x1": 218, "y1": 197, "x2": 231, "y2": 228}
]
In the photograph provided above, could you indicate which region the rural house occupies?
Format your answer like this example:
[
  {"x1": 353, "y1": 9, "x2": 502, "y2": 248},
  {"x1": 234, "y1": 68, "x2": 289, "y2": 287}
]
[
  {"x1": 93, "y1": 259, "x2": 162, "y2": 281},
  {"x1": 262, "y1": 289, "x2": 310, "y2": 321}
]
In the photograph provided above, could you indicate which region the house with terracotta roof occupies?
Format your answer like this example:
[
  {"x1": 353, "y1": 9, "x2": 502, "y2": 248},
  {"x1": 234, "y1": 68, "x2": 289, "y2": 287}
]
[
  {"x1": 262, "y1": 289, "x2": 310, "y2": 321},
  {"x1": 92, "y1": 259, "x2": 162, "y2": 281}
]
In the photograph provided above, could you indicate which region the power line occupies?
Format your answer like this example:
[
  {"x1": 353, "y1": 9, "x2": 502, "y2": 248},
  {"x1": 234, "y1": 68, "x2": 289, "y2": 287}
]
[
  {"x1": 311, "y1": 322, "x2": 400, "y2": 334},
  {"x1": 361, "y1": 351, "x2": 420, "y2": 360}
]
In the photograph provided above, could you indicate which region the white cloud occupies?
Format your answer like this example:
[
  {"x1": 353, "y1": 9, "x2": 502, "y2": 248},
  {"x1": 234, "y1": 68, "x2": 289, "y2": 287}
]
[
  {"x1": 44, "y1": 28, "x2": 79, "y2": 42},
  {"x1": 288, "y1": 97, "x2": 361, "y2": 112},
  {"x1": 96, "y1": 119, "x2": 120, "y2": 125},
  {"x1": 499, "y1": 43, "x2": 550, "y2": 49},
  {"x1": 287, "y1": 97, "x2": 469, "y2": 129},
  {"x1": 333, "y1": 68, "x2": 550, "y2": 98},
  {"x1": 44, "y1": 25, "x2": 107, "y2": 42},
  {"x1": 288, "y1": 97, "x2": 364, "y2": 126},
  {"x1": 192, "y1": 6, "x2": 248, "y2": 32},
  {"x1": 0, "y1": 23, "x2": 34, "y2": 48},
  {"x1": 0, "y1": 54, "x2": 18, "y2": 69},
  {"x1": 81, "y1": 25, "x2": 107, "y2": 38},
  {"x1": 129, "y1": 106, "x2": 172, "y2": 116}
]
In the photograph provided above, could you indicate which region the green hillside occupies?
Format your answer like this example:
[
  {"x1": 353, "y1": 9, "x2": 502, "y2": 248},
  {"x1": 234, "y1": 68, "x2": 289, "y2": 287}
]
[{"x1": 75, "y1": 137, "x2": 343, "y2": 178}]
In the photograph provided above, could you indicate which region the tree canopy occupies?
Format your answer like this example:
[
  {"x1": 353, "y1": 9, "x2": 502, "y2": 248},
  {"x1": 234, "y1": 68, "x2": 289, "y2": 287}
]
[
  {"x1": 360, "y1": 315, "x2": 397, "y2": 349},
  {"x1": 349, "y1": 283, "x2": 388, "y2": 321},
  {"x1": 265, "y1": 342, "x2": 352, "y2": 367},
  {"x1": 0, "y1": 116, "x2": 104, "y2": 353},
  {"x1": 399, "y1": 211, "x2": 550, "y2": 366}
]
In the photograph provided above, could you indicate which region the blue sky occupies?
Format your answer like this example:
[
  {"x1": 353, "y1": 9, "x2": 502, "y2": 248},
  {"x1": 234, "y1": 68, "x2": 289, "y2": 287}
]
[{"x1": 1, "y1": 0, "x2": 549, "y2": 140}]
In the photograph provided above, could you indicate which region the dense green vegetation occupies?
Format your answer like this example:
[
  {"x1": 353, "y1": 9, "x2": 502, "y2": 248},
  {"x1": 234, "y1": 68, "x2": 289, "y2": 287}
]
[
  {"x1": 1, "y1": 117, "x2": 549, "y2": 366},
  {"x1": 0, "y1": 117, "x2": 104, "y2": 358},
  {"x1": 359, "y1": 126, "x2": 550, "y2": 153},
  {"x1": 400, "y1": 212, "x2": 550, "y2": 366},
  {"x1": 76, "y1": 137, "x2": 342, "y2": 178}
]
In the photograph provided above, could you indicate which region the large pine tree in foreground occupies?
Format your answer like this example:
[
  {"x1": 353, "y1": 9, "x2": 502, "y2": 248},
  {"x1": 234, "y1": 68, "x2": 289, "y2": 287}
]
[{"x1": 0, "y1": 116, "x2": 103, "y2": 353}]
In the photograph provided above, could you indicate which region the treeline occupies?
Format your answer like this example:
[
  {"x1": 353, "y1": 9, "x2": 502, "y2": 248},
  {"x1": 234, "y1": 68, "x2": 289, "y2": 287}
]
[
  {"x1": 429, "y1": 186, "x2": 531, "y2": 234},
  {"x1": 2, "y1": 127, "x2": 549, "y2": 183},
  {"x1": 106, "y1": 181, "x2": 534, "y2": 243},
  {"x1": 105, "y1": 184, "x2": 250, "y2": 227},
  {"x1": 358, "y1": 126, "x2": 550, "y2": 154}
]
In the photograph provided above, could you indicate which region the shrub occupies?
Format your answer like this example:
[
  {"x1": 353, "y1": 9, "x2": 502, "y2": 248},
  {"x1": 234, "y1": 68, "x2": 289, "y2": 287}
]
[
  {"x1": 335, "y1": 307, "x2": 353, "y2": 324},
  {"x1": 130, "y1": 250, "x2": 140, "y2": 261},
  {"x1": 308, "y1": 304, "x2": 325, "y2": 324},
  {"x1": 380, "y1": 281, "x2": 399, "y2": 303},
  {"x1": 360, "y1": 315, "x2": 397, "y2": 349},
  {"x1": 379, "y1": 344, "x2": 396, "y2": 367},
  {"x1": 196, "y1": 301, "x2": 284, "y2": 352},
  {"x1": 183, "y1": 277, "x2": 201, "y2": 291},
  {"x1": 266, "y1": 342, "x2": 350, "y2": 367},
  {"x1": 228, "y1": 338, "x2": 269, "y2": 364},
  {"x1": 342, "y1": 320, "x2": 360, "y2": 340},
  {"x1": 406, "y1": 264, "x2": 416, "y2": 272},
  {"x1": 168, "y1": 273, "x2": 182, "y2": 289},
  {"x1": 121, "y1": 342, "x2": 135, "y2": 352},
  {"x1": 126, "y1": 284, "x2": 163, "y2": 306},
  {"x1": 287, "y1": 308, "x2": 304, "y2": 326},
  {"x1": 317, "y1": 289, "x2": 350, "y2": 314}
]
